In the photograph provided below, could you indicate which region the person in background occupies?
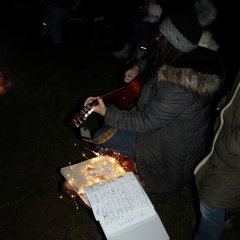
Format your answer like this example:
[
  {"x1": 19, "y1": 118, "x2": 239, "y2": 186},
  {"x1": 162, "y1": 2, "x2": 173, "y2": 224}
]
[
  {"x1": 197, "y1": 29, "x2": 224, "y2": 128},
  {"x1": 83, "y1": 0, "x2": 224, "y2": 194},
  {"x1": 194, "y1": 69, "x2": 240, "y2": 240},
  {"x1": 43, "y1": 0, "x2": 81, "y2": 45},
  {"x1": 113, "y1": 1, "x2": 163, "y2": 61}
]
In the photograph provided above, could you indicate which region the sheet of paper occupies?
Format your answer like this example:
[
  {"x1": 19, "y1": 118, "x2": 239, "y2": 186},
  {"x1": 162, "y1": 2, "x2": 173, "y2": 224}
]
[
  {"x1": 60, "y1": 156, "x2": 126, "y2": 206},
  {"x1": 84, "y1": 172, "x2": 156, "y2": 236},
  {"x1": 107, "y1": 215, "x2": 170, "y2": 240}
]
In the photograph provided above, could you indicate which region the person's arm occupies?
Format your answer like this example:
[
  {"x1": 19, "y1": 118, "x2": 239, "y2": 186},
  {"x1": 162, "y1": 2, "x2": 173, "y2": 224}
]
[{"x1": 104, "y1": 83, "x2": 194, "y2": 133}]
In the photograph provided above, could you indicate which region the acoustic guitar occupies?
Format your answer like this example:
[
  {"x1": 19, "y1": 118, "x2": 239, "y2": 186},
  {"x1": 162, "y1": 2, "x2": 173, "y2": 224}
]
[{"x1": 70, "y1": 76, "x2": 144, "y2": 128}]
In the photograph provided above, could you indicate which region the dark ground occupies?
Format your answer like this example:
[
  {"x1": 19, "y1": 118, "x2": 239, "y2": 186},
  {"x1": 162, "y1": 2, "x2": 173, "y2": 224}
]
[{"x1": 0, "y1": 2, "x2": 240, "y2": 240}]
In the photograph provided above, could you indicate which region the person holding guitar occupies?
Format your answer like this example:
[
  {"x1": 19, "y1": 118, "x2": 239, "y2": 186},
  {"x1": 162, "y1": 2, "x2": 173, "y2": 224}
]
[{"x1": 82, "y1": 2, "x2": 225, "y2": 195}]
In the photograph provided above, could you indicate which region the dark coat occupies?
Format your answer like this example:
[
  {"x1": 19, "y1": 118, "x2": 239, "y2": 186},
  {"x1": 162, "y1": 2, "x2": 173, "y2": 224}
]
[
  {"x1": 104, "y1": 48, "x2": 223, "y2": 193},
  {"x1": 195, "y1": 69, "x2": 240, "y2": 211}
]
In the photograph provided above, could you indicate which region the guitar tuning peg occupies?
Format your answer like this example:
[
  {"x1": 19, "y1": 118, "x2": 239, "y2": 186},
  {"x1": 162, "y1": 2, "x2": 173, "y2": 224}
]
[{"x1": 76, "y1": 119, "x2": 83, "y2": 128}]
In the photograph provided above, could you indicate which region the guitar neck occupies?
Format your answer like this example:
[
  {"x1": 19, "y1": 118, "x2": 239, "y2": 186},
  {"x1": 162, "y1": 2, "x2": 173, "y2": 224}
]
[
  {"x1": 100, "y1": 86, "x2": 126, "y2": 101},
  {"x1": 70, "y1": 76, "x2": 144, "y2": 127}
]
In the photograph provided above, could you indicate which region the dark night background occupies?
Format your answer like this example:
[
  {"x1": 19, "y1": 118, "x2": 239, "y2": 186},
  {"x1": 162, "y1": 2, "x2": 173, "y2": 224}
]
[{"x1": 0, "y1": 1, "x2": 239, "y2": 239}]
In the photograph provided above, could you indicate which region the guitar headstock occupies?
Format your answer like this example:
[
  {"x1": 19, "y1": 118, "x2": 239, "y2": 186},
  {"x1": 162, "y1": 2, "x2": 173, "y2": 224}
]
[{"x1": 69, "y1": 98, "x2": 99, "y2": 128}]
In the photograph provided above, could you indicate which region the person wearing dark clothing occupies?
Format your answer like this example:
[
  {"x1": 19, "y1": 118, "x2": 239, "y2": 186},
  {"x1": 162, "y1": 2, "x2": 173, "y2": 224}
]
[
  {"x1": 44, "y1": 0, "x2": 80, "y2": 44},
  {"x1": 194, "y1": 69, "x2": 240, "y2": 240},
  {"x1": 84, "y1": 1, "x2": 224, "y2": 194},
  {"x1": 113, "y1": 2, "x2": 162, "y2": 61}
]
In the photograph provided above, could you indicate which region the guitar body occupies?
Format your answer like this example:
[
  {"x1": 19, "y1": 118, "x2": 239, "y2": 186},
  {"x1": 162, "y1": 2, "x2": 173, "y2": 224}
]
[
  {"x1": 70, "y1": 76, "x2": 144, "y2": 127},
  {"x1": 111, "y1": 76, "x2": 144, "y2": 109}
]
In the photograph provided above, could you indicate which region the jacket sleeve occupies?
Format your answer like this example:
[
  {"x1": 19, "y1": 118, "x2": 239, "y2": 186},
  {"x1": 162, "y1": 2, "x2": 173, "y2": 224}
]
[{"x1": 104, "y1": 82, "x2": 195, "y2": 133}]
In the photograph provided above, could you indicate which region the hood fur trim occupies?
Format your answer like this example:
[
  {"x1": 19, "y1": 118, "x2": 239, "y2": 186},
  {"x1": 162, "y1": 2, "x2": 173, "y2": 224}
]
[{"x1": 157, "y1": 65, "x2": 220, "y2": 96}]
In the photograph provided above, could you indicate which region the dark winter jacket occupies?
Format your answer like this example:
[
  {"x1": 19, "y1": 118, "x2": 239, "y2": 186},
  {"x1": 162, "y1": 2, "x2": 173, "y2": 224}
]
[
  {"x1": 194, "y1": 69, "x2": 240, "y2": 211},
  {"x1": 104, "y1": 47, "x2": 224, "y2": 193}
]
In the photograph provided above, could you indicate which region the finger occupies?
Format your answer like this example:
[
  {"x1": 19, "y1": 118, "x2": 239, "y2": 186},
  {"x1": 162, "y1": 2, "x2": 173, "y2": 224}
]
[
  {"x1": 96, "y1": 96, "x2": 103, "y2": 105},
  {"x1": 125, "y1": 76, "x2": 133, "y2": 83},
  {"x1": 124, "y1": 73, "x2": 132, "y2": 82},
  {"x1": 84, "y1": 96, "x2": 94, "y2": 106}
]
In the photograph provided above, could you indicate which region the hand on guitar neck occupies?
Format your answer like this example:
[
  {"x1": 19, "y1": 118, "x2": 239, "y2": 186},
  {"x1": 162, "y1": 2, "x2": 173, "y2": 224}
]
[
  {"x1": 84, "y1": 96, "x2": 107, "y2": 116},
  {"x1": 70, "y1": 66, "x2": 143, "y2": 128}
]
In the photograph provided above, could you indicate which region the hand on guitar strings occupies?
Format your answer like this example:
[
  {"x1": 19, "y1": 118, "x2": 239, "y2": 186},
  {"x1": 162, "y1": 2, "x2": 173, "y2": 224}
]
[
  {"x1": 124, "y1": 65, "x2": 139, "y2": 83},
  {"x1": 84, "y1": 96, "x2": 107, "y2": 116}
]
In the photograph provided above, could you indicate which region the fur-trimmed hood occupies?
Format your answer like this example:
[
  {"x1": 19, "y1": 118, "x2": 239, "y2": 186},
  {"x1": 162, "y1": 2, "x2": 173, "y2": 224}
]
[{"x1": 157, "y1": 64, "x2": 221, "y2": 97}]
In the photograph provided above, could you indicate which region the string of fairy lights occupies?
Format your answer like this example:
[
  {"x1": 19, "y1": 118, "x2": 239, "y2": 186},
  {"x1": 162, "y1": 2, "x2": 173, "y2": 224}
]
[{"x1": 59, "y1": 145, "x2": 129, "y2": 209}]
